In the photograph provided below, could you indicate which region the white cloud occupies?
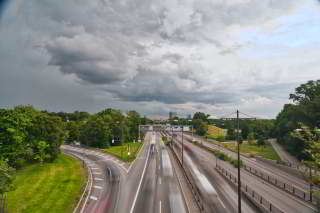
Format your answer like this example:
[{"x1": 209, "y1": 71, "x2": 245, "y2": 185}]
[{"x1": 0, "y1": 0, "x2": 319, "y2": 118}]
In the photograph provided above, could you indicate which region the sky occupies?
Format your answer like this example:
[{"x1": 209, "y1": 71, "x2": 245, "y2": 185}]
[{"x1": 0, "y1": 0, "x2": 320, "y2": 119}]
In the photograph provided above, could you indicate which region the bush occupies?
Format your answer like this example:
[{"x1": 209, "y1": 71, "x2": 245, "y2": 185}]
[
  {"x1": 216, "y1": 152, "x2": 227, "y2": 160},
  {"x1": 230, "y1": 159, "x2": 244, "y2": 168},
  {"x1": 257, "y1": 137, "x2": 266, "y2": 146}
]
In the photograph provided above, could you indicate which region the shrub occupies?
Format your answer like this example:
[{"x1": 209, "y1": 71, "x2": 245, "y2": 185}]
[{"x1": 230, "y1": 159, "x2": 244, "y2": 168}]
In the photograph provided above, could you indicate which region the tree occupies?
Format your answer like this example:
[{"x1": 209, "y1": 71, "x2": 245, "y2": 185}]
[
  {"x1": 256, "y1": 136, "x2": 265, "y2": 146},
  {"x1": 275, "y1": 80, "x2": 320, "y2": 160},
  {"x1": 193, "y1": 112, "x2": 209, "y2": 121},
  {"x1": 193, "y1": 119, "x2": 207, "y2": 136},
  {"x1": 289, "y1": 80, "x2": 320, "y2": 128},
  {"x1": 0, "y1": 158, "x2": 15, "y2": 194},
  {"x1": 66, "y1": 121, "x2": 81, "y2": 143},
  {"x1": 247, "y1": 132, "x2": 255, "y2": 145},
  {"x1": 226, "y1": 128, "x2": 235, "y2": 140},
  {"x1": 127, "y1": 111, "x2": 141, "y2": 142},
  {"x1": 80, "y1": 114, "x2": 112, "y2": 148},
  {"x1": 33, "y1": 141, "x2": 50, "y2": 163}
]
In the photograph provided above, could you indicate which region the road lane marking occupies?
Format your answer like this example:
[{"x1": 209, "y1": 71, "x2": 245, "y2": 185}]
[
  {"x1": 159, "y1": 177, "x2": 161, "y2": 185},
  {"x1": 93, "y1": 185, "x2": 103, "y2": 189},
  {"x1": 90, "y1": 196, "x2": 98, "y2": 201},
  {"x1": 160, "y1": 200, "x2": 162, "y2": 213},
  {"x1": 95, "y1": 178, "x2": 103, "y2": 181},
  {"x1": 92, "y1": 172, "x2": 102, "y2": 175},
  {"x1": 218, "y1": 197, "x2": 226, "y2": 209},
  {"x1": 91, "y1": 168, "x2": 99, "y2": 170},
  {"x1": 129, "y1": 134, "x2": 151, "y2": 213}
]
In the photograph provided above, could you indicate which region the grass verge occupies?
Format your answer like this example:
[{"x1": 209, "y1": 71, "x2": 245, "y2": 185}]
[
  {"x1": 190, "y1": 140, "x2": 243, "y2": 168},
  {"x1": 223, "y1": 143, "x2": 281, "y2": 160},
  {"x1": 7, "y1": 154, "x2": 86, "y2": 213},
  {"x1": 102, "y1": 142, "x2": 142, "y2": 162}
]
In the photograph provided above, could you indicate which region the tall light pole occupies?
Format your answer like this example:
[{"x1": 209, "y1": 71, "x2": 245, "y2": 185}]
[
  {"x1": 171, "y1": 125, "x2": 173, "y2": 145},
  {"x1": 116, "y1": 121, "x2": 123, "y2": 145},
  {"x1": 138, "y1": 124, "x2": 141, "y2": 142},
  {"x1": 236, "y1": 110, "x2": 241, "y2": 213},
  {"x1": 181, "y1": 125, "x2": 184, "y2": 166},
  {"x1": 188, "y1": 119, "x2": 194, "y2": 142}
]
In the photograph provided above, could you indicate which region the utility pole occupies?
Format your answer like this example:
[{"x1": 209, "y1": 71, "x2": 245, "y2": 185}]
[
  {"x1": 310, "y1": 166, "x2": 313, "y2": 202},
  {"x1": 121, "y1": 122, "x2": 124, "y2": 145},
  {"x1": 220, "y1": 110, "x2": 257, "y2": 213},
  {"x1": 182, "y1": 126, "x2": 184, "y2": 166},
  {"x1": 171, "y1": 126, "x2": 173, "y2": 146},
  {"x1": 138, "y1": 124, "x2": 140, "y2": 142},
  {"x1": 237, "y1": 109, "x2": 241, "y2": 213}
]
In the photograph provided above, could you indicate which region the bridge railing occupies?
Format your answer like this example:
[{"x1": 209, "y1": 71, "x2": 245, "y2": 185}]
[{"x1": 216, "y1": 165, "x2": 285, "y2": 213}]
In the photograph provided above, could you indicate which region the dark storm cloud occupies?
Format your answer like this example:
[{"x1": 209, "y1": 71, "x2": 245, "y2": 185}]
[
  {"x1": 0, "y1": 0, "x2": 8, "y2": 17},
  {"x1": 1, "y1": 0, "x2": 319, "y2": 118},
  {"x1": 104, "y1": 67, "x2": 239, "y2": 105}
]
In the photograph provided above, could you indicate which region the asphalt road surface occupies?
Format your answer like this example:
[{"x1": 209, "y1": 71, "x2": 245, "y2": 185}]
[
  {"x1": 183, "y1": 133, "x2": 311, "y2": 192},
  {"x1": 63, "y1": 132, "x2": 188, "y2": 213},
  {"x1": 166, "y1": 131, "x2": 260, "y2": 213},
  {"x1": 132, "y1": 132, "x2": 187, "y2": 213},
  {"x1": 172, "y1": 132, "x2": 318, "y2": 213}
]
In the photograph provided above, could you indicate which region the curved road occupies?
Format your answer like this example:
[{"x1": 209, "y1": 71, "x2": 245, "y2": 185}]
[{"x1": 62, "y1": 131, "x2": 188, "y2": 213}]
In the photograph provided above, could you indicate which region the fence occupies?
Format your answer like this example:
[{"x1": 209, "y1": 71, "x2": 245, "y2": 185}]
[
  {"x1": 0, "y1": 194, "x2": 7, "y2": 213},
  {"x1": 243, "y1": 164, "x2": 317, "y2": 205},
  {"x1": 216, "y1": 165, "x2": 285, "y2": 213}
]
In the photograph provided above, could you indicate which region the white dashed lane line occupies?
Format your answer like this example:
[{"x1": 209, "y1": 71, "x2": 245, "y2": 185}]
[
  {"x1": 93, "y1": 172, "x2": 102, "y2": 175},
  {"x1": 95, "y1": 178, "x2": 104, "y2": 181},
  {"x1": 93, "y1": 185, "x2": 103, "y2": 189},
  {"x1": 90, "y1": 196, "x2": 98, "y2": 201}
]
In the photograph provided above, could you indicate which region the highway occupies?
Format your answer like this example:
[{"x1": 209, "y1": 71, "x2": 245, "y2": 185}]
[
  {"x1": 164, "y1": 131, "x2": 260, "y2": 213},
  {"x1": 171, "y1": 132, "x2": 318, "y2": 213},
  {"x1": 62, "y1": 146, "x2": 126, "y2": 213},
  {"x1": 63, "y1": 131, "x2": 188, "y2": 213},
  {"x1": 132, "y1": 132, "x2": 187, "y2": 213},
  {"x1": 183, "y1": 133, "x2": 311, "y2": 192}
]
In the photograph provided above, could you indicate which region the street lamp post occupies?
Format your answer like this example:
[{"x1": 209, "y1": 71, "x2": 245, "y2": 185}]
[
  {"x1": 188, "y1": 119, "x2": 194, "y2": 142},
  {"x1": 116, "y1": 121, "x2": 123, "y2": 145},
  {"x1": 236, "y1": 110, "x2": 242, "y2": 213},
  {"x1": 181, "y1": 126, "x2": 184, "y2": 167},
  {"x1": 138, "y1": 125, "x2": 141, "y2": 142},
  {"x1": 171, "y1": 125, "x2": 173, "y2": 145}
]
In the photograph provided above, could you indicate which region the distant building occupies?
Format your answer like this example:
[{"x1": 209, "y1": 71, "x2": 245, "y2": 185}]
[
  {"x1": 169, "y1": 112, "x2": 178, "y2": 119},
  {"x1": 207, "y1": 125, "x2": 227, "y2": 137}
]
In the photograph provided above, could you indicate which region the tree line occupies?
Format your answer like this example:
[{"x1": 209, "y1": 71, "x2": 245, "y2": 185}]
[
  {"x1": 167, "y1": 112, "x2": 275, "y2": 144},
  {"x1": 274, "y1": 80, "x2": 320, "y2": 165},
  {"x1": 0, "y1": 106, "x2": 147, "y2": 194}
]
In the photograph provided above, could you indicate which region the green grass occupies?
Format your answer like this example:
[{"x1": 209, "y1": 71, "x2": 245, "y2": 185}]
[
  {"x1": 102, "y1": 142, "x2": 142, "y2": 162},
  {"x1": 223, "y1": 143, "x2": 281, "y2": 160},
  {"x1": 7, "y1": 154, "x2": 86, "y2": 213}
]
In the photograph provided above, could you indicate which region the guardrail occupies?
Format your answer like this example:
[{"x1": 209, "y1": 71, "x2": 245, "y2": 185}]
[
  {"x1": 161, "y1": 132, "x2": 205, "y2": 213},
  {"x1": 216, "y1": 165, "x2": 285, "y2": 213},
  {"x1": 183, "y1": 135, "x2": 318, "y2": 206},
  {"x1": 243, "y1": 164, "x2": 317, "y2": 205}
]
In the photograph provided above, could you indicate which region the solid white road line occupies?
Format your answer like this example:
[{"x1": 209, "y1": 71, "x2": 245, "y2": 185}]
[
  {"x1": 95, "y1": 178, "x2": 104, "y2": 181},
  {"x1": 218, "y1": 197, "x2": 226, "y2": 209},
  {"x1": 93, "y1": 172, "x2": 102, "y2": 175},
  {"x1": 160, "y1": 200, "x2": 162, "y2": 213},
  {"x1": 129, "y1": 136, "x2": 150, "y2": 213},
  {"x1": 159, "y1": 177, "x2": 161, "y2": 185},
  {"x1": 91, "y1": 168, "x2": 100, "y2": 170},
  {"x1": 93, "y1": 185, "x2": 103, "y2": 189}
]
